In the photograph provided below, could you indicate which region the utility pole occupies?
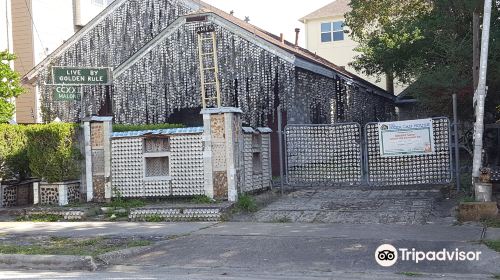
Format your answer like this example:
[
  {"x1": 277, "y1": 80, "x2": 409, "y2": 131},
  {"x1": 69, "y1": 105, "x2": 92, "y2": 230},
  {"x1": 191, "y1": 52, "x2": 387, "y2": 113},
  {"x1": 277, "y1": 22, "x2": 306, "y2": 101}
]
[
  {"x1": 472, "y1": 0, "x2": 492, "y2": 184},
  {"x1": 473, "y1": 11, "x2": 480, "y2": 90}
]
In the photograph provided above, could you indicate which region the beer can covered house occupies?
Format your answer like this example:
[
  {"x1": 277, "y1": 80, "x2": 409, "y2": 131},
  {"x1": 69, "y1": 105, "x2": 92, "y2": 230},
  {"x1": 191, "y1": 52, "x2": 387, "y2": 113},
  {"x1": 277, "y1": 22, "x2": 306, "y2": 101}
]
[{"x1": 22, "y1": 0, "x2": 396, "y2": 175}]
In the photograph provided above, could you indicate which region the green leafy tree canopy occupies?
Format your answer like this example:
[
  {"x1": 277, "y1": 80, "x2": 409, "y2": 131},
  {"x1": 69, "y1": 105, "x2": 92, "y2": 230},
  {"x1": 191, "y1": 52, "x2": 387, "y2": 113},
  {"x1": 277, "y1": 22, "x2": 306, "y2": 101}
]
[
  {"x1": 0, "y1": 51, "x2": 25, "y2": 123},
  {"x1": 345, "y1": 0, "x2": 500, "y2": 121}
]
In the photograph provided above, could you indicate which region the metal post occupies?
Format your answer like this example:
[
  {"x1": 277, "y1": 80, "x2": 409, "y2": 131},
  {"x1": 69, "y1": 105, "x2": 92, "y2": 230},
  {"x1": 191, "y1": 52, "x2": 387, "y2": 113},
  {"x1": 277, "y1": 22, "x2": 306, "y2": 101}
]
[
  {"x1": 472, "y1": 0, "x2": 492, "y2": 181},
  {"x1": 277, "y1": 105, "x2": 285, "y2": 195},
  {"x1": 453, "y1": 94, "x2": 460, "y2": 192}
]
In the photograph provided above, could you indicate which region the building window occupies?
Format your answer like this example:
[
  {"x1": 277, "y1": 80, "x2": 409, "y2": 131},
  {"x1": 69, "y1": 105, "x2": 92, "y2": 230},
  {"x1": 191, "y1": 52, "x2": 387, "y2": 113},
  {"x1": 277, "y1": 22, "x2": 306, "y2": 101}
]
[
  {"x1": 143, "y1": 137, "x2": 171, "y2": 179},
  {"x1": 321, "y1": 21, "x2": 344, "y2": 42}
]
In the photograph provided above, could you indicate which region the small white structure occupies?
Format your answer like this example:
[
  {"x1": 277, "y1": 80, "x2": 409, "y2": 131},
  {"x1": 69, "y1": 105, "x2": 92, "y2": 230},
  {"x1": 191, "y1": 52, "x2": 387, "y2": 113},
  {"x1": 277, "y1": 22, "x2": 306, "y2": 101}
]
[
  {"x1": 111, "y1": 127, "x2": 205, "y2": 197},
  {"x1": 105, "y1": 108, "x2": 272, "y2": 201}
]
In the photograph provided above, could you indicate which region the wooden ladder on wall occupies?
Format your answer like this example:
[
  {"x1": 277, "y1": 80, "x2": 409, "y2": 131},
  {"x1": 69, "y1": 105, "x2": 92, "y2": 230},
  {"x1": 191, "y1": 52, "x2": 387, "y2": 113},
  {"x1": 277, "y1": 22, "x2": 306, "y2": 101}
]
[{"x1": 197, "y1": 31, "x2": 222, "y2": 108}]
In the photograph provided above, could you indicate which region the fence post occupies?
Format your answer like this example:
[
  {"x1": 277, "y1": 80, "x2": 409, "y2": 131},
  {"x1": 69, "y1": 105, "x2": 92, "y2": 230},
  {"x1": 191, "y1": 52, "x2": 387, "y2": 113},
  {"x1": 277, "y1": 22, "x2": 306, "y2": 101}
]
[
  {"x1": 453, "y1": 94, "x2": 461, "y2": 192},
  {"x1": 82, "y1": 116, "x2": 113, "y2": 202},
  {"x1": 200, "y1": 107, "x2": 243, "y2": 202},
  {"x1": 277, "y1": 105, "x2": 285, "y2": 195}
]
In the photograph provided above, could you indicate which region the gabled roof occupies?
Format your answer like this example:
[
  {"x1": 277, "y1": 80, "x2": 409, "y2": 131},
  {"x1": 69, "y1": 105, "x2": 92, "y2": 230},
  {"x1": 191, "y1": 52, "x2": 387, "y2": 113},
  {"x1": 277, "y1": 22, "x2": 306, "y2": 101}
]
[
  {"x1": 23, "y1": 0, "x2": 393, "y2": 100},
  {"x1": 299, "y1": 0, "x2": 351, "y2": 22}
]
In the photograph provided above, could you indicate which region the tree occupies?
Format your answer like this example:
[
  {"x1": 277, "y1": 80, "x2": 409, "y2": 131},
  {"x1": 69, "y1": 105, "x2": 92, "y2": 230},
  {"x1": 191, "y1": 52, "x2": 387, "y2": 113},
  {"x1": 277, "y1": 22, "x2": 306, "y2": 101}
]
[
  {"x1": 345, "y1": 0, "x2": 500, "y2": 121},
  {"x1": 0, "y1": 51, "x2": 25, "y2": 123}
]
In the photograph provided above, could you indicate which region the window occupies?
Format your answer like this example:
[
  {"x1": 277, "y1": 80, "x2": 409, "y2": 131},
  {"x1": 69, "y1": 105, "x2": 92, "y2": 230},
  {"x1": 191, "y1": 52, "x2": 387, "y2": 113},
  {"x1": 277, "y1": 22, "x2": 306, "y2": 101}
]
[
  {"x1": 321, "y1": 21, "x2": 345, "y2": 42},
  {"x1": 143, "y1": 138, "x2": 171, "y2": 179}
]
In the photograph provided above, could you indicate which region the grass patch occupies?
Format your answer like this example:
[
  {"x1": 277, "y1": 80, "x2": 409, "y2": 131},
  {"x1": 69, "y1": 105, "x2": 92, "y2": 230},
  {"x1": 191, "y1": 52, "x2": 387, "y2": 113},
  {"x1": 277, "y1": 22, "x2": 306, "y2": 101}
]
[
  {"x1": 64, "y1": 202, "x2": 85, "y2": 208},
  {"x1": 459, "y1": 196, "x2": 476, "y2": 203},
  {"x1": 236, "y1": 194, "x2": 258, "y2": 213},
  {"x1": 492, "y1": 274, "x2": 500, "y2": 279},
  {"x1": 107, "y1": 198, "x2": 146, "y2": 209},
  {"x1": 482, "y1": 218, "x2": 500, "y2": 228},
  {"x1": 398, "y1": 272, "x2": 423, "y2": 277},
  {"x1": 191, "y1": 195, "x2": 214, "y2": 204},
  {"x1": 0, "y1": 237, "x2": 152, "y2": 257},
  {"x1": 16, "y1": 214, "x2": 64, "y2": 222},
  {"x1": 113, "y1": 123, "x2": 184, "y2": 132},
  {"x1": 484, "y1": 240, "x2": 500, "y2": 252},
  {"x1": 107, "y1": 211, "x2": 129, "y2": 220},
  {"x1": 144, "y1": 215, "x2": 165, "y2": 222}
]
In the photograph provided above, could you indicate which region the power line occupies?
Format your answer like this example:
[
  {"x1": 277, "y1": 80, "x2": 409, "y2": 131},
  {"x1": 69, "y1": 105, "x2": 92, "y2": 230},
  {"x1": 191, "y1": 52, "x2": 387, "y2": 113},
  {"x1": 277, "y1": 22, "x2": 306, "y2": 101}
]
[
  {"x1": 23, "y1": 0, "x2": 48, "y2": 57},
  {"x1": 4, "y1": 0, "x2": 10, "y2": 51}
]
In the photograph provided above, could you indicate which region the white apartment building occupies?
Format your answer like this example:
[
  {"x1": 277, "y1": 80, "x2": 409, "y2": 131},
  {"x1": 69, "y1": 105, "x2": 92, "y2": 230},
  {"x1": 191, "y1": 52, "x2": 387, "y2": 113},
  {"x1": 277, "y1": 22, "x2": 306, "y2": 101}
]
[{"x1": 300, "y1": 0, "x2": 406, "y2": 95}]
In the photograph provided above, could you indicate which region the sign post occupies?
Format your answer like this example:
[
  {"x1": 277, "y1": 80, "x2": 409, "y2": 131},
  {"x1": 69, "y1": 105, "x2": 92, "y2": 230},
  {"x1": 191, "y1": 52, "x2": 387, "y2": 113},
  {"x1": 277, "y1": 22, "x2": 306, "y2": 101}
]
[
  {"x1": 52, "y1": 67, "x2": 112, "y2": 86},
  {"x1": 378, "y1": 119, "x2": 435, "y2": 157},
  {"x1": 50, "y1": 66, "x2": 113, "y2": 120},
  {"x1": 53, "y1": 85, "x2": 82, "y2": 101}
]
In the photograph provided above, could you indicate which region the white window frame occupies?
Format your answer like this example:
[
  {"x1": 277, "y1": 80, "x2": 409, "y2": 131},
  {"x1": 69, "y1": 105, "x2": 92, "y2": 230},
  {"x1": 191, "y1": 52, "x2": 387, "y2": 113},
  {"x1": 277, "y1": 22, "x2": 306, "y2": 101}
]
[{"x1": 321, "y1": 21, "x2": 345, "y2": 43}]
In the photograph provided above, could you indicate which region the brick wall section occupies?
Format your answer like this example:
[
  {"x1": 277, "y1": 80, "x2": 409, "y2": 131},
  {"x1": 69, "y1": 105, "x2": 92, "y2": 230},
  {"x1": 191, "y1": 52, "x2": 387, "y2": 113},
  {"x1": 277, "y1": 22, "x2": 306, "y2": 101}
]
[{"x1": 11, "y1": 0, "x2": 36, "y2": 123}]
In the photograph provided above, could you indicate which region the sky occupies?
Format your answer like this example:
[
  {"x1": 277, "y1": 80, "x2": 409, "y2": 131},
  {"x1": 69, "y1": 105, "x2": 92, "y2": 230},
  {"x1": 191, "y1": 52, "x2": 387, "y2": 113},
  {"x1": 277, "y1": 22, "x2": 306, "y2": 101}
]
[{"x1": 202, "y1": 0, "x2": 334, "y2": 47}]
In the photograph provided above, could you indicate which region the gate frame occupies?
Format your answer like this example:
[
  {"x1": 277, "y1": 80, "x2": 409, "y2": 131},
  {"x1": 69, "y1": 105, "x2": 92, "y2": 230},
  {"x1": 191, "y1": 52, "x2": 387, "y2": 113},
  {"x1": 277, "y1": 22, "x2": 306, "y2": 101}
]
[
  {"x1": 283, "y1": 123, "x2": 364, "y2": 187},
  {"x1": 363, "y1": 117, "x2": 454, "y2": 187}
]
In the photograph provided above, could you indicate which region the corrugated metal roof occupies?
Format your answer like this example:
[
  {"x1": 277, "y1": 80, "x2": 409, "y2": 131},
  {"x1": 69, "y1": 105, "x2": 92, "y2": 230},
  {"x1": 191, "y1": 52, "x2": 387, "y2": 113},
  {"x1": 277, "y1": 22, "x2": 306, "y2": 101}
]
[
  {"x1": 256, "y1": 127, "x2": 273, "y2": 134},
  {"x1": 112, "y1": 127, "x2": 204, "y2": 138},
  {"x1": 242, "y1": 127, "x2": 255, "y2": 134}
]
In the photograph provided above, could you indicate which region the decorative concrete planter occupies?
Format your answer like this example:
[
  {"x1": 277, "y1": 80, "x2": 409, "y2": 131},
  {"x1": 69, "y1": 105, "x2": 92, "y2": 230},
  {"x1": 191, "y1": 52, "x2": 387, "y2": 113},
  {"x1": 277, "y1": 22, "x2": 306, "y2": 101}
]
[
  {"x1": 458, "y1": 202, "x2": 498, "y2": 222},
  {"x1": 0, "y1": 180, "x2": 37, "y2": 208},
  {"x1": 36, "y1": 181, "x2": 81, "y2": 206}
]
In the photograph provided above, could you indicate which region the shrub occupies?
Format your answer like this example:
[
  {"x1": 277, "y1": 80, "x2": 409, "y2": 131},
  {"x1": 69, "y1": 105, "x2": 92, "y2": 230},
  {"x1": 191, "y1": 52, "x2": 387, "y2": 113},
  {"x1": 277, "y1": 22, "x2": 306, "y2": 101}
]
[
  {"x1": 191, "y1": 195, "x2": 215, "y2": 204},
  {"x1": 144, "y1": 215, "x2": 165, "y2": 222},
  {"x1": 236, "y1": 194, "x2": 258, "y2": 213},
  {"x1": 0, "y1": 124, "x2": 29, "y2": 180},
  {"x1": 112, "y1": 123, "x2": 184, "y2": 132},
  {"x1": 26, "y1": 123, "x2": 81, "y2": 183}
]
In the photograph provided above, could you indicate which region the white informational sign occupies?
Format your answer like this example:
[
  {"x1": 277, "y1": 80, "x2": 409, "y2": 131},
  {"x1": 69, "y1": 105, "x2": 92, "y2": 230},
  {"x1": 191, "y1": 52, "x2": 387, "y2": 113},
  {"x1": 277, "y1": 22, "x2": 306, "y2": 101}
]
[{"x1": 378, "y1": 119, "x2": 435, "y2": 157}]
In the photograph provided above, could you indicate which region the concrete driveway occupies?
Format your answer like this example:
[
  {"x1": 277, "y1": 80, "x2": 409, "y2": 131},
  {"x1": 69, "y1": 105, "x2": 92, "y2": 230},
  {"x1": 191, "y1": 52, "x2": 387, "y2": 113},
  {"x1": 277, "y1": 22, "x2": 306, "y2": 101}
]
[{"x1": 250, "y1": 187, "x2": 453, "y2": 224}]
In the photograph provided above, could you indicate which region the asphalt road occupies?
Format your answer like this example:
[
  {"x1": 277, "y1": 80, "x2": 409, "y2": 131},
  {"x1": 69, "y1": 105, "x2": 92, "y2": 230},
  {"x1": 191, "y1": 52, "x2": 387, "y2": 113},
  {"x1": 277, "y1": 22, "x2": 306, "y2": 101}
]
[{"x1": 1, "y1": 222, "x2": 499, "y2": 279}]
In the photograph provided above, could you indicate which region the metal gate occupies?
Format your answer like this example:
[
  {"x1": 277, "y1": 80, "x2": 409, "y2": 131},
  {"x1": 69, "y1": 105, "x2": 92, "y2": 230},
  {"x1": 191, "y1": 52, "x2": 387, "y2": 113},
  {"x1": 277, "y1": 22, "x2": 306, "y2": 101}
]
[
  {"x1": 364, "y1": 117, "x2": 453, "y2": 186},
  {"x1": 282, "y1": 118, "x2": 452, "y2": 187},
  {"x1": 284, "y1": 123, "x2": 363, "y2": 186}
]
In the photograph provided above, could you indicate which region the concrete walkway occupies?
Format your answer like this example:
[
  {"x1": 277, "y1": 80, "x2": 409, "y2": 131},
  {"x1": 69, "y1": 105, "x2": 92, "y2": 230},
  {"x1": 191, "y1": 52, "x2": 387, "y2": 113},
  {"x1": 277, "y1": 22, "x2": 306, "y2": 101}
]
[
  {"x1": 0, "y1": 222, "x2": 485, "y2": 241},
  {"x1": 251, "y1": 187, "x2": 450, "y2": 224},
  {"x1": 0, "y1": 222, "x2": 216, "y2": 237}
]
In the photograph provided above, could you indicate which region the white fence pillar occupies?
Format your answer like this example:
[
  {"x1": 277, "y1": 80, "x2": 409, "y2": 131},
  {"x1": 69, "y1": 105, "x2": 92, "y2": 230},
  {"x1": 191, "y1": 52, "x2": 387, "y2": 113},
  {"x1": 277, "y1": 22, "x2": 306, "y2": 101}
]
[
  {"x1": 201, "y1": 108, "x2": 243, "y2": 202},
  {"x1": 82, "y1": 116, "x2": 113, "y2": 202}
]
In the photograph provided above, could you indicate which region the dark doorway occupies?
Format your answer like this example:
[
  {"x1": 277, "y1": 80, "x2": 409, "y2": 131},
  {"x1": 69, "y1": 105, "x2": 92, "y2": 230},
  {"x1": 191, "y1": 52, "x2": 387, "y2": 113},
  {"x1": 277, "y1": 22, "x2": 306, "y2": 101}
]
[
  {"x1": 167, "y1": 107, "x2": 203, "y2": 127},
  {"x1": 98, "y1": 86, "x2": 113, "y2": 116}
]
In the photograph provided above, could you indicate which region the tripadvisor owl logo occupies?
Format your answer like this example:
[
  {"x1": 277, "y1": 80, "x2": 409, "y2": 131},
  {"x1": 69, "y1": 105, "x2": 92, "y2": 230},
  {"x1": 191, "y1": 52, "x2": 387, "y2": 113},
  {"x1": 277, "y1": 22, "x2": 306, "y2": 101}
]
[
  {"x1": 375, "y1": 244, "x2": 398, "y2": 267},
  {"x1": 375, "y1": 244, "x2": 482, "y2": 267}
]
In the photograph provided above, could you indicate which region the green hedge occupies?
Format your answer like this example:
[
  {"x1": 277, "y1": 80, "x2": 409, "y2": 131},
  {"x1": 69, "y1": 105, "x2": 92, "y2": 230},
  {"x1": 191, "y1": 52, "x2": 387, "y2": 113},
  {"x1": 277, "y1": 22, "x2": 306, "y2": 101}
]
[
  {"x1": 0, "y1": 125, "x2": 29, "y2": 180},
  {"x1": 0, "y1": 123, "x2": 81, "y2": 183},
  {"x1": 112, "y1": 123, "x2": 184, "y2": 132}
]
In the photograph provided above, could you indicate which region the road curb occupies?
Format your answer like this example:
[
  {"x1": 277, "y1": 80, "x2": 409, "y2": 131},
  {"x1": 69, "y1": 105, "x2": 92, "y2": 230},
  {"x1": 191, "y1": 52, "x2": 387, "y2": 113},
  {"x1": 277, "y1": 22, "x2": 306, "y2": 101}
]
[
  {"x1": 96, "y1": 245, "x2": 156, "y2": 265},
  {"x1": 0, "y1": 244, "x2": 158, "y2": 271},
  {"x1": 0, "y1": 254, "x2": 97, "y2": 271},
  {"x1": 95, "y1": 238, "x2": 178, "y2": 265}
]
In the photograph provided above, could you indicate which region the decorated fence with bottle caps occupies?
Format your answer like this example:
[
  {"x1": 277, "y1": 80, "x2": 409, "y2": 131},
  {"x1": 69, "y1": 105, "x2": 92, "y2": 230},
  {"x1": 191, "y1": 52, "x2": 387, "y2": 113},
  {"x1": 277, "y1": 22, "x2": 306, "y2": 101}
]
[{"x1": 107, "y1": 110, "x2": 272, "y2": 201}]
